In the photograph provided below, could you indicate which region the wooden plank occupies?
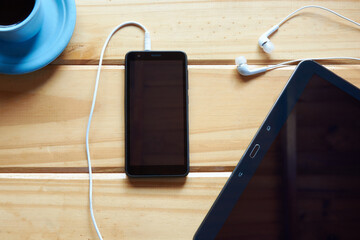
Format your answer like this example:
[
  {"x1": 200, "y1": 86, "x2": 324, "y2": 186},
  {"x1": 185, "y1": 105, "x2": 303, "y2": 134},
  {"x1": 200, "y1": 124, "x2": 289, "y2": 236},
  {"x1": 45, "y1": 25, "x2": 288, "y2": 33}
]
[
  {"x1": 55, "y1": 0, "x2": 360, "y2": 65},
  {"x1": 0, "y1": 173, "x2": 227, "y2": 240},
  {"x1": 0, "y1": 65, "x2": 359, "y2": 172}
]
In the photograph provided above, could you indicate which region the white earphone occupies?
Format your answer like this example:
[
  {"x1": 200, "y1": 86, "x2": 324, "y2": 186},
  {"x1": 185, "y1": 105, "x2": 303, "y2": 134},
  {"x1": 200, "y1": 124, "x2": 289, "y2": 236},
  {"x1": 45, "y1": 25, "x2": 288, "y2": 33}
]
[
  {"x1": 235, "y1": 56, "x2": 268, "y2": 76},
  {"x1": 236, "y1": 5, "x2": 360, "y2": 76},
  {"x1": 258, "y1": 25, "x2": 278, "y2": 54}
]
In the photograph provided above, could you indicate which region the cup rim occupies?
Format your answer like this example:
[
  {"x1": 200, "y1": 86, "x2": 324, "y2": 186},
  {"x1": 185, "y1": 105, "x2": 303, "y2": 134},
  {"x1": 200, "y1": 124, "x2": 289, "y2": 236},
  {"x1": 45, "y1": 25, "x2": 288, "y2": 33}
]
[{"x1": 0, "y1": 0, "x2": 40, "y2": 31}]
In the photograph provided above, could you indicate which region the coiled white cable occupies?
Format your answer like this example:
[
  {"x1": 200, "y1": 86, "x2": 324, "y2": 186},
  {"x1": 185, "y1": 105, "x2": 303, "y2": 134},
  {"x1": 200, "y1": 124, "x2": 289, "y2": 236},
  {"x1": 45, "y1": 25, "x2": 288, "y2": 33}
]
[{"x1": 85, "y1": 21, "x2": 151, "y2": 240}]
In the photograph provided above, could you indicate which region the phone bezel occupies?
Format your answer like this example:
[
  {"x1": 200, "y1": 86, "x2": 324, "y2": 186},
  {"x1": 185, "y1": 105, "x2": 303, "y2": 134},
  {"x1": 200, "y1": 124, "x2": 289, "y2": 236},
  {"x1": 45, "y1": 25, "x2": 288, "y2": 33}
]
[{"x1": 125, "y1": 51, "x2": 189, "y2": 177}]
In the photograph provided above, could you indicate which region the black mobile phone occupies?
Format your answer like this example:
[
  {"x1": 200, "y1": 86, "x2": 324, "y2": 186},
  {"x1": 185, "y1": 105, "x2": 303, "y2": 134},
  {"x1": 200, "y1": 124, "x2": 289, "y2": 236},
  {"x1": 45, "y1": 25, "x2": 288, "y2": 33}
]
[{"x1": 125, "y1": 51, "x2": 189, "y2": 177}]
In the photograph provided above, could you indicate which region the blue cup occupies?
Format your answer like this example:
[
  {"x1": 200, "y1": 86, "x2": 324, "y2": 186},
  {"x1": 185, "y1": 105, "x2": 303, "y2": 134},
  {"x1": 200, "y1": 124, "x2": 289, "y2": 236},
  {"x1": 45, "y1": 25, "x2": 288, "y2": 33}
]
[{"x1": 0, "y1": 0, "x2": 43, "y2": 42}]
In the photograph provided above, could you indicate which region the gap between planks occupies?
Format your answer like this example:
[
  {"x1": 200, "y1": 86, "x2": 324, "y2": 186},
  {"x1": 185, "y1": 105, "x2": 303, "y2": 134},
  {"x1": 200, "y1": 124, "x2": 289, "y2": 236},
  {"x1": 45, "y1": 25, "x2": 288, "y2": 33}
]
[
  {"x1": 48, "y1": 64, "x2": 360, "y2": 70},
  {"x1": 0, "y1": 172, "x2": 231, "y2": 180},
  {"x1": 53, "y1": 59, "x2": 360, "y2": 66},
  {"x1": 0, "y1": 166, "x2": 236, "y2": 173}
]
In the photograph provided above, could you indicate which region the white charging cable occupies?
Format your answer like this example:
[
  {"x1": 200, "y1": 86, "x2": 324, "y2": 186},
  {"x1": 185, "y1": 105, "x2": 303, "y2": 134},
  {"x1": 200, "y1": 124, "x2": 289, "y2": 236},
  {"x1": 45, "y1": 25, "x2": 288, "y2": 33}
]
[{"x1": 85, "y1": 21, "x2": 151, "y2": 240}]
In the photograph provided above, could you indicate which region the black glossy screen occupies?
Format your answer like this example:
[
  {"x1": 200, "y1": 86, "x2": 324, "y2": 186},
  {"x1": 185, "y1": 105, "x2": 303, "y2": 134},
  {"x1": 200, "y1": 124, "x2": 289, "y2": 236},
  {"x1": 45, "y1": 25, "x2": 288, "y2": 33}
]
[
  {"x1": 216, "y1": 74, "x2": 360, "y2": 239},
  {"x1": 126, "y1": 52, "x2": 188, "y2": 175}
]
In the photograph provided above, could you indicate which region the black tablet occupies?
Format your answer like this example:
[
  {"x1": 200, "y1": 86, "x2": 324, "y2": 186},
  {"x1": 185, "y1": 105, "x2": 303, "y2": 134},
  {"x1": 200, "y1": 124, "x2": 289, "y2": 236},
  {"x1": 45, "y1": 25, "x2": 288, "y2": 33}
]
[{"x1": 194, "y1": 60, "x2": 360, "y2": 240}]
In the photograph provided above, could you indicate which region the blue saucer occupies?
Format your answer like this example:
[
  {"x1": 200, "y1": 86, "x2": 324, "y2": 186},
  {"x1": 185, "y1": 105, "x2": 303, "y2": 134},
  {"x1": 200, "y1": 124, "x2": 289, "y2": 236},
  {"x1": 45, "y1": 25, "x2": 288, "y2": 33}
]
[{"x1": 0, "y1": 0, "x2": 76, "y2": 74}]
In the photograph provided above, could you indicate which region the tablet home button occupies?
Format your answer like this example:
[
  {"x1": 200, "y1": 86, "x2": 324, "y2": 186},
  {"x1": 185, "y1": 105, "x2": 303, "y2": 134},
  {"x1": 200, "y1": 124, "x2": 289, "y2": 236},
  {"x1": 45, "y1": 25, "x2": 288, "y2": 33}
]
[{"x1": 250, "y1": 144, "x2": 260, "y2": 158}]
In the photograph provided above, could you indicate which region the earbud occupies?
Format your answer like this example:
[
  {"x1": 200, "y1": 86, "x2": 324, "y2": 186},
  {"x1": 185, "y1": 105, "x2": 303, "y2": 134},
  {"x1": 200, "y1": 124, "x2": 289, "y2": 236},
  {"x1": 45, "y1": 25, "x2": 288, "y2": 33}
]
[
  {"x1": 235, "y1": 56, "x2": 268, "y2": 76},
  {"x1": 258, "y1": 25, "x2": 279, "y2": 54},
  {"x1": 260, "y1": 40, "x2": 275, "y2": 54},
  {"x1": 236, "y1": 6, "x2": 360, "y2": 76},
  {"x1": 236, "y1": 25, "x2": 278, "y2": 75}
]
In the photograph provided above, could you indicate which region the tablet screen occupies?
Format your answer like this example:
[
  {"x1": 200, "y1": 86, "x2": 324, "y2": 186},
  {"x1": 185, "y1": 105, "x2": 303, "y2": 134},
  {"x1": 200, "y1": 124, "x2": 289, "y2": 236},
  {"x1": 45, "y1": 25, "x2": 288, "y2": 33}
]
[{"x1": 216, "y1": 74, "x2": 360, "y2": 239}]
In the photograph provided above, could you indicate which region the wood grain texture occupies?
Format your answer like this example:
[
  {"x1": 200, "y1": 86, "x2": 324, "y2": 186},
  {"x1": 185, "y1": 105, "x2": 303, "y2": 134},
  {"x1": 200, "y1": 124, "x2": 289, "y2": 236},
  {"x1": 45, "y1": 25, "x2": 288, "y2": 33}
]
[
  {"x1": 55, "y1": 0, "x2": 360, "y2": 65},
  {"x1": 0, "y1": 174, "x2": 227, "y2": 240},
  {"x1": 0, "y1": 65, "x2": 359, "y2": 172},
  {"x1": 0, "y1": 1, "x2": 359, "y2": 239},
  {"x1": 0, "y1": 1, "x2": 359, "y2": 173}
]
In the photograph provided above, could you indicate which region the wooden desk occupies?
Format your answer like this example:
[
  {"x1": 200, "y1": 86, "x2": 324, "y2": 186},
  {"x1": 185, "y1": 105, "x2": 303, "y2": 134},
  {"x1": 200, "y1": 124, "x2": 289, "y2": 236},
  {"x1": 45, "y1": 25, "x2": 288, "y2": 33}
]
[{"x1": 0, "y1": 1, "x2": 359, "y2": 239}]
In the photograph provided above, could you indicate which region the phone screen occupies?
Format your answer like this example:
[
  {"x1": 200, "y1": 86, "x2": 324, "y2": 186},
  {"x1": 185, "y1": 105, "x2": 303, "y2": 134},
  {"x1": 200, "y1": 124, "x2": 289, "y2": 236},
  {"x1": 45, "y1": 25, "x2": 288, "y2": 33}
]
[{"x1": 125, "y1": 51, "x2": 188, "y2": 176}]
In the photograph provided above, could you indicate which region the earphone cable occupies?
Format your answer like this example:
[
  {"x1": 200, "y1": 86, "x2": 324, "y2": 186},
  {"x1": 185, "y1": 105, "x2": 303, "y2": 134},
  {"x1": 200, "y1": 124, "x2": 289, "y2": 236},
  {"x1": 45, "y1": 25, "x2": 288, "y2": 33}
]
[
  {"x1": 277, "y1": 5, "x2": 360, "y2": 27},
  {"x1": 273, "y1": 6, "x2": 360, "y2": 69},
  {"x1": 267, "y1": 57, "x2": 360, "y2": 71},
  {"x1": 85, "y1": 21, "x2": 151, "y2": 240}
]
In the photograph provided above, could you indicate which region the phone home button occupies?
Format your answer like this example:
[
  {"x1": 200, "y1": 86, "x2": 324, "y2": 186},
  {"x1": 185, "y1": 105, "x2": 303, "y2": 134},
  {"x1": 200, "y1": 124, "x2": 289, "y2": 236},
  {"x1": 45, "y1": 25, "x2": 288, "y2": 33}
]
[{"x1": 249, "y1": 144, "x2": 260, "y2": 158}]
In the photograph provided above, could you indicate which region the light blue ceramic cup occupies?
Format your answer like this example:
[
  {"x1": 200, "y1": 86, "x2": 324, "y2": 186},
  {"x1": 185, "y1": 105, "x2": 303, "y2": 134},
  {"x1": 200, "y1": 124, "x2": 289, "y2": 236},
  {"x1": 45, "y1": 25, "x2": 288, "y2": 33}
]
[{"x1": 0, "y1": 0, "x2": 43, "y2": 42}]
